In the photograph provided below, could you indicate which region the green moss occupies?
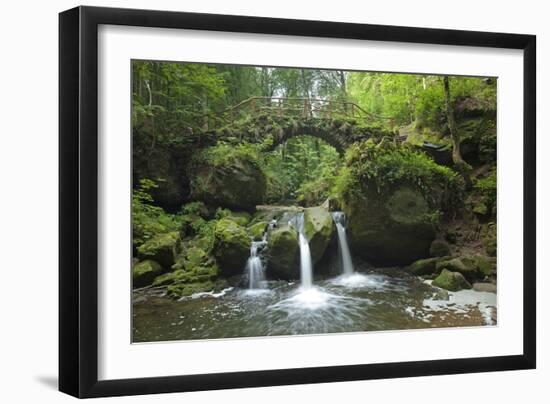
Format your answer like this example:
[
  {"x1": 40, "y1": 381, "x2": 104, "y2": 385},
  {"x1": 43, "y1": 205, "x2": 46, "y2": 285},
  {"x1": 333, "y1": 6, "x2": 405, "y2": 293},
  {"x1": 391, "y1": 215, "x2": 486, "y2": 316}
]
[
  {"x1": 212, "y1": 218, "x2": 250, "y2": 275},
  {"x1": 133, "y1": 260, "x2": 163, "y2": 288},
  {"x1": 189, "y1": 143, "x2": 267, "y2": 210},
  {"x1": 474, "y1": 255, "x2": 497, "y2": 277},
  {"x1": 267, "y1": 225, "x2": 299, "y2": 279},
  {"x1": 137, "y1": 231, "x2": 180, "y2": 268},
  {"x1": 132, "y1": 179, "x2": 183, "y2": 247},
  {"x1": 303, "y1": 206, "x2": 334, "y2": 264},
  {"x1": 432, "y1": 269, "x2": 472, "y2": 291},
  {"x1": 336, "y1": 140, "x2": 463, "y2": 212},
  {"x1": 435, "y1": 257, "x2": 479, "y2": 282},
  {"x1": 406, "y1": 257, "x2": 446, "y2": 276},
  {"x1": 216, "y1": 208, "x2": 251, "y2": 226},
  {"x1": 249, "y1": 221, "x2": 268, "y2": 241}
]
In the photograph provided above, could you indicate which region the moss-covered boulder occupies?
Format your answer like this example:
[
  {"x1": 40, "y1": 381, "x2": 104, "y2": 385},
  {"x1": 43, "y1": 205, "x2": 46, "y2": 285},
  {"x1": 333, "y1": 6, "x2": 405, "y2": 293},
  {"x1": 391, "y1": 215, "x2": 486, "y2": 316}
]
[
  {"x1": 343, "y1": 185, "x2": 437, "y2": 266},
  {"x1": 132, "y1": 260, "x2": 163, "y2": 288},
  {"x1": 216, "y1": 209, "x2": 251, "y2": 226},
  {"x1": 432, "y1": 269, "x2": 472, "y2": 291},
  {"x1": 137, "y1": 231, "x2": 181, "y2": 268},
  {"x1": 190, "y1": 148, "x2": 267, "y2": 210},
  {"x1": 338, "y1": 141, "x2": 462, "y2": 266},
  {"x1": 249, "y1": 221, "x2": 268, "y2": 241},
  {"x1": 303, "y1": 206, "x2": 334, "y2": 264},
  {"x1": 435, "y1": 257, "x2": 479, "y2": 282},
  {"x1": 429, "y1": 239, "x2": 451, "y2": 257},
  {"x1": 212, "y1": 218, "x2": 250, "y2": 275},
  {"x1": 267, "y1": 225, "x2": 299, "y2": 279},
  {"x1": 406, "y1": 256, "x2": 450, "y2": 276},
  {"x1": 154, "y1": 245, "x2": 222, "y2": 297}
]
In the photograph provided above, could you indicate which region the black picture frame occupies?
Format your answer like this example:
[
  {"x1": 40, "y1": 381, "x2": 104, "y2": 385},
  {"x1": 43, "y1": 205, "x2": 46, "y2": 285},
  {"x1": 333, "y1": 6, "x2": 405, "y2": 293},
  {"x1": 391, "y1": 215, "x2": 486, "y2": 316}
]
[{"x1": 59, "y1": 5, "x2": 536, "y2": 398}]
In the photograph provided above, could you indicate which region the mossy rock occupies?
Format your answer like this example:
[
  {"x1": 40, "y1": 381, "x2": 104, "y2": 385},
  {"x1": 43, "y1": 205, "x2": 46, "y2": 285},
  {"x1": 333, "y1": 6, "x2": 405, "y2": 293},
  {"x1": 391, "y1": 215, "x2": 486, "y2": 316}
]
[
  {"x1": 212, "y1": 218, "x2": 250, "y2": 275},
  {"x1": 429, "y1": 239, "x2": 451, "y2": 257},
  {"x1": 227, "y1": 212, "x2": 252, "y2": 227},
  {"x1": 303, "y1": 206, "x2": 334, "y2": 264},
  {"x1": 406, "y1": 256, "x2": 451, "y2": 276},
  {"x1": 432, "y1": 269, "x2": 472, "y2": 291},
  {"x1": 137, "y1": 231, "x2": 181, "y2": 268},
  {"x1": 343, "y1": 185, "x2": 436, "y2": 266},
  {"x1": 132, "y1": 260, "x2": 163, "y2": 288},
  {"x1": 155, "y1": 245, "x2": 220, "y2": 289},
  {"x1": 190, "y1": 153, "x2": 266, "y2": 210},
  {"x1": 267, "y1": 225, "x2": 299, "y2": 279},
  {"x1": 435, "y1": 257, "x2": 479, "y2": 282},
  {"x1": 166, "y1": 278, "x2": 229, "y2": 298},
  {"x1": 249, "y1": 221, "x2": 268, "y2": 241}
]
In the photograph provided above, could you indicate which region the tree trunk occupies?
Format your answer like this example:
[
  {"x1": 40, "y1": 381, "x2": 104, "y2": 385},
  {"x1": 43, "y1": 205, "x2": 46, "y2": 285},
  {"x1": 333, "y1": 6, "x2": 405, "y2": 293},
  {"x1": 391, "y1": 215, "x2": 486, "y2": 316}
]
[{"x1": 443, "y1": 75, "x2": 471, "y2": 188}]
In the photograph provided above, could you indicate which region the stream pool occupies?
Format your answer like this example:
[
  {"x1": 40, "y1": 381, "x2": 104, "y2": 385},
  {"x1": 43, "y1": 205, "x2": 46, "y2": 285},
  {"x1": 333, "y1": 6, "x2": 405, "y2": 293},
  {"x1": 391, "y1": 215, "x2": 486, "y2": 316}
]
[{"x1": 132, "y1": 268, "x2": 497, "y2": 342}]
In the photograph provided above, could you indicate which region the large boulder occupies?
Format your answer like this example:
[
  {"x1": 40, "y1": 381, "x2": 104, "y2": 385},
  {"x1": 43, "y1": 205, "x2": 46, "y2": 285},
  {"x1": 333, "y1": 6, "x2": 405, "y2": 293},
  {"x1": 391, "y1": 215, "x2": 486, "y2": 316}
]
[
  {"x1": 153, "y1": 246, "x2": 222, "y2": 297},
  {"x1": 190, "y1": 153, "x2": 266, "y2": 211},
  {"x1": 267, "y1": 225, "x2": 299, "y2": 279},
  {"x1": 406, "y1": 256, "x2": 451, "y2": 276},
  {"x1": 132, "y1": 260, "x2": 163, "y2": 288},
  {"x1": 303, "y1": 206, "x2": 334, "y2": 264},
  {"x1": 343, "y1": 185, "x2": 436, "y2": 266},
  {"x1": 212, "y1": 218, "x2": 250, "y2": 275},
  {"x1": 435, "y1": 257, "x2": 480, "y2": 282},
  {"x1": 432, "y1": 269, "x2": 472, "y2": 291},
  {"x1": 137, "y1": 232, "x2": 181, "y2": 269}
]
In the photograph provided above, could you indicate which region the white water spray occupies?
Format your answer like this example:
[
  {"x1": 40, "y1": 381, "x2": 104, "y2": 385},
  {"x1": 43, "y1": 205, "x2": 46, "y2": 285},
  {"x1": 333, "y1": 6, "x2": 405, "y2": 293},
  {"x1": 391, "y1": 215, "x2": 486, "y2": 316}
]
[
  {"x1": 246, "y1": 239, "x2": 267, "y2": 289},
  {"x1": 290, "y1": 213, "x2": 313, "y2": 289},
  {"x1": 332, "y1": 212, "x2": 354, "y2": 275}
]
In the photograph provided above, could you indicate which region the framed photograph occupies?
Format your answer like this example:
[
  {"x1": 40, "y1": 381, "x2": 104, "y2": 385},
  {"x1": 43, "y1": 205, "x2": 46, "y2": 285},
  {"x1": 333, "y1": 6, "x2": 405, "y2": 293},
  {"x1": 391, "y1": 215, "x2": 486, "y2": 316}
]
[{"x1": 59, "y1": 6, "x2": 536, "y2": 398}]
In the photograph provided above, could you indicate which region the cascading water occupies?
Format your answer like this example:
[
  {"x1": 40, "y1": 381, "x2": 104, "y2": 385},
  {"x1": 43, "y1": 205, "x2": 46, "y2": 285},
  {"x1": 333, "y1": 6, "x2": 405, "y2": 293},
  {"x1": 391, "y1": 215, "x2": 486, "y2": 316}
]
[
  {"x1": 289, "y1": 213, "x2": 313, "y2": 289},
  {"x1": 332, "y1": 212, "x2": 354, "y2": 276},
  {"x1": 246, "y1": 238, "x2": 267, "y2": 289}
]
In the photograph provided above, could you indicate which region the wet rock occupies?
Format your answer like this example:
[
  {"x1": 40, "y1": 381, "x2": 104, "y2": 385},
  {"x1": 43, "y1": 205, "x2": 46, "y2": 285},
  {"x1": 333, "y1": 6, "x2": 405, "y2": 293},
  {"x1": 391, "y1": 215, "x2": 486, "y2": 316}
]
[
  {"x1": 132, "y1": 260, "x2": 163, "y2": 288},
  {"x1": 267, "y1": 225, "x2": 299, "y2": 279},
  {"x1": 303, "y1": 206, "x2": 334, "y2": 264},
  {"x1": 137, "y1": 231, "x2": 181, "y2": 269},
  {"x1": 473, "y1": 282, "x2": 497, "y2": 293},
  {"x1": 432, "y1": 269, "x2": 472, "y2": 291}
]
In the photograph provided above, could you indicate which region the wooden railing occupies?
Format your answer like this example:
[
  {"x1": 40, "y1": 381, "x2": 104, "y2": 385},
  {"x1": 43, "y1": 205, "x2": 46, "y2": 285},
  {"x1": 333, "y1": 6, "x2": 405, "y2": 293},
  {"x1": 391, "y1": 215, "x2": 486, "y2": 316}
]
[{"x1": 220, "y1": 96, "x2": 391, "y2": 124}]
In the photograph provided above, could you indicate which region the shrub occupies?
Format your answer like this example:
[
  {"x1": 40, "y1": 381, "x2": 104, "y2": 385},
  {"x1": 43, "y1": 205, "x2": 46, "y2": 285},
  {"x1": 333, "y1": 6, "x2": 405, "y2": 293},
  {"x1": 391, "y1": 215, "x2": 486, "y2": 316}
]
[
  {"x1": 334, "y1": 140, "x2": 464, "y2": 213},
  {"x1": 132, "y1": 179, "x2": 182, "y2": 247}
]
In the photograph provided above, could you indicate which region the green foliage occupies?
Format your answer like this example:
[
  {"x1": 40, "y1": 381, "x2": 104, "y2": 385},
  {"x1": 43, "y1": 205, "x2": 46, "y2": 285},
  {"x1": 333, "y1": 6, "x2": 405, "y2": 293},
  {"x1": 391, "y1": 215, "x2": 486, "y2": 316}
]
[
  {"x1": 132, "y1": 179, "x2": 182, "y2": 247},
  {"x1": 263, "y1": 135, "x2": 341, "y2": 204},
  {"x1": 335, "y1": 140, "x2": 464, "y2": 212},
  {"x1": 348, "y1": 73, "x2": 496, "y2": 130},
  {"x1": 473, "y1": 168, "x2": 497, "y2": 217}
]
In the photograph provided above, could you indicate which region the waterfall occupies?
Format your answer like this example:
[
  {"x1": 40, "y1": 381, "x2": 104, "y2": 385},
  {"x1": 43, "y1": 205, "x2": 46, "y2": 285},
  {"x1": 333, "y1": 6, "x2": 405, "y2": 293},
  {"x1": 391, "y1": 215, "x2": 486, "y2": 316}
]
[
  {"x1": 246, "y1": 239, "x2": 266, "y2": 289},
  {"x1": 290, "y1": 213, "x2": 313, "y2": 289},
  {"x1": 332, "y1": 212, "x2": 354, "y2": 276}
]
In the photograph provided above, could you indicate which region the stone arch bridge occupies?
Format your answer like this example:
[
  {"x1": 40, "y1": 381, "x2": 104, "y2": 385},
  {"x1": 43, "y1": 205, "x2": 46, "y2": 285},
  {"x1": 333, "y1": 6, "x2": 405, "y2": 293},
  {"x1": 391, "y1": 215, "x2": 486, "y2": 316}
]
[{"x1": 195, "y1": 96, "x2": 398, "y2": 152}]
